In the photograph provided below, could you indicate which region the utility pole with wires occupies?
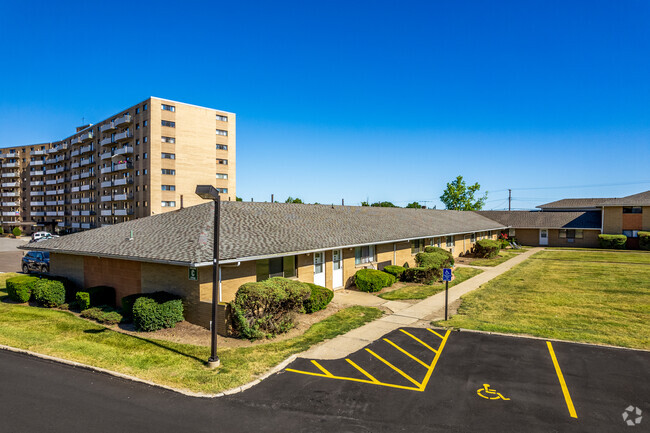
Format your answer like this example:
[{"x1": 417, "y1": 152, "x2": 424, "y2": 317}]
[{"x1": 508, "y1": 189, "x2": 512, "y2": 211}]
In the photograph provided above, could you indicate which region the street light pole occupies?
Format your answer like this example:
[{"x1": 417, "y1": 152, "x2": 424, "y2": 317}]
[
  {"x1": 208, "y1": 194, "x2": 221, "y2": 368},
  {"x1": 195, "y1": 185, "x2": 221, "y2": 369}
]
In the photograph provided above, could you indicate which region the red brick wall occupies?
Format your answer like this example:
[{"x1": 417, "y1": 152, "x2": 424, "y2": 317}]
[{"x1": 83, "y1": 257, "x2": 141, "y2": 306}]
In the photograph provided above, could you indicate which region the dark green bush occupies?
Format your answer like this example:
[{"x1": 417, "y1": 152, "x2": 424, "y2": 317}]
[
  {"x1": 121, "y1": 293, "x2": 147, "y2": 321},
  {"x1": 80, "y1": 306, "x2": 123, "y2": 325},
  {"x1": 383, "y1": 265, "x2": 406, "y2": 279},
  {"x1": 230, "y1": 277, "x2": 311, "y2": 339},
  {"x1": 598, "y1": 234, "x2": 627, "y2": 249},
  {"x1": 303, "y1": 283, "x2": 334, "y2": 314},
  {"x1": 475, "y1": 239, "x2": 500, "y2": 258},
  {"x1": 85, "y1": 286, "x2": 116, "y2": 307},
  {"x1": 6, "y1": 275, "x2": 39, "y2": 303},
  {"x1": 400, "y1": 267, "x2": 441, "y2": 284},
  {"x1": 132, "y1": 292, "x2": 184, "y2": 332},
  {"x1": 639, "y1": 231, "x2": 650, "y2": 251},
  {"x1": 423, "y1": 246, "x2": 455, "y2": 266},
  {"x1": 33, "y1": 279, "x2": 66, "y2": 307},
  {"x1": 76, "y1": 292, "x2": 90, "y2": 311},
  {"x1": 354, "y1": 269, "x2": 396, "y2": 292}
]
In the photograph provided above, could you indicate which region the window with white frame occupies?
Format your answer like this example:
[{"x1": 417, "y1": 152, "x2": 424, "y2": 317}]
[
  {"x1": 216, "y1": 188, "x2": 228, "y2": 193},
  {"x1": 216, "y1": 115, "x2": 228, "y2": 122},
  {"x1": 161, "y1": 169, "x2": 175, "y2": 175},
  {"x1": 161, "y1": 201, "x2": 176, "y2": 207},
  {"x1": 216, "y1": 129, "x2": 228, "y2": 136},
  {"x1": 623, "y1": 230, "x2": 639, "y2": 238},
  {"x1": 161, "y1": 120, "x2": 175, "y2": 128},
  {"x1": 411, "y1": 239, "x2": 425, "y2": 254},
  {"x1": 216, "y1": 144, "x2": 228, "y2": 150},
  {"x1": 161, "y1": 185, "x2": 175, "y2": 191},
  {"x1": 217, "y1": 159, "x2": 228, "y2": 165},
  {"x1": 161, "y1": 136, "x2": 175, "y2": 143},
  {"x1": 161, "y1": 153, "x2": 175, "y2": 159},
  {"x1": 161, "y1": 104, "x2": 175, "y2": 112},
  {"x1": 216, "y1": 173, "x2": 228, "y2": 179},
  {"x1": 446, "y1": 236, "x2": 454, "y2": 249},
  {"x1": 256, "y1": 256, "x2": 296, "y2": 281},
  {"x1": 509, "y1": 228, "x2": 516, "y2": 237},
  {"x1": 471, "y1": 233, "x2": 476, "y2": 243},
  {"x1": 355, "y1": 245, "x2": 375, "y2": 265}
]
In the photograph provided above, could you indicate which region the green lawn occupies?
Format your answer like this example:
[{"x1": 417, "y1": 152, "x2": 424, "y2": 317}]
[
  {"x1": 378, "y1": 267, "x2": 483, "y2": 300},
  {"x1": 0, "y1": 276, "x2": 382, "y2": 393},
  {"x1": 468, "y1": 250, "x2": 521, "y2": 267},
  {"x1": 436, "y1": 249, "x2": 650, "y2": 350},
  {"x1": 534, "y1": 250, "x2": 650, "y2": 264}
]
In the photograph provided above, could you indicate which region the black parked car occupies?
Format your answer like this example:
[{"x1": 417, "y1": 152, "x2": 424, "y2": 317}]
[{"x1": 22, "y1": 251, "x2": 49, "y2": 274}]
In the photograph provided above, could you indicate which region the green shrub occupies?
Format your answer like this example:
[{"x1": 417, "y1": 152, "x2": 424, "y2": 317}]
[
  {"x1": 383, "y1": 265, "x2": 406, "y2": 279},
  {"x1": 303, "y1": 283, "x2": 334, "y2": 314},
  {"x1": 598, "y1": 234, "x2": 627, "y2": 249},
  {"x1": 400, "y1": 267, "x2": 441, "y2": 284},
  {"x1": 415, "y1": 251, "x2": 454, "y2": 270},
  {"x1": 121, "y1": 293, "x2": 147, "y2": 321},
  {"x1": 423, "y1": 246, "x2": 455, "y2": 265},
  {"x1": 33, "y1": 279, "x2": 65, "y2": 307},
  {"x1": 80, "y1": 306, "x2": 123, "y2": 325},
  {"x1": 42, "y1": 275, "x2": 76, "y2": 302},
  {"x1": 12, "y1": 227, "x2": 21, "y2": 237},
  {"x1": 498, "y1": 239, "x2": 510, "y2": 249},
  {"x1": 639, "y1": 231, "x2": 650, "y2": 251},
  {"x1": 475, "y1": 239, "x2": 501, "y2": 258},
  {"x1": 132, "y1": 292, "x2": 184, "y2": 332},
  {"x1": 85, "y1": 286, "x2": 116, "y2": 307},
  {"x1": 76, "y1": 292, "x2": 90, "y2": 311},
  {"x1": 230, "y1": 277, "x2": 311, "y2": 339},
  {"x1": 6, "y1": 275, "x2": 39, "y2": 303},
  {"x1": 354, "y1": 269, "x2": 395, "y2": 292},
  {"x1": 0, "y1": 227, "x2": 4, "y2": 235}
]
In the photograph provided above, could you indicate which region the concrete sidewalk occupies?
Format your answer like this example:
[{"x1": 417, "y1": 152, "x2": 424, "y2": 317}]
[{"x1": 301, "y1": 247, "x2": 542, "y2": 359}]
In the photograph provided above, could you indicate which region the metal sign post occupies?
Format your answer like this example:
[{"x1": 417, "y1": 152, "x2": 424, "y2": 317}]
[{"x1": 443, "y1": 268, "x2": 452, "y2": 321}]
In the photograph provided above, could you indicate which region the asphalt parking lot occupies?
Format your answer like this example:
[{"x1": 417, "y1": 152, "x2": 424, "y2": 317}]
[
  {"x1": 0, "y1": 237, "x2": 28, "y2": 272},
  {"x1": 236, "y1": 328, "x2": 649, "y2": 432}
]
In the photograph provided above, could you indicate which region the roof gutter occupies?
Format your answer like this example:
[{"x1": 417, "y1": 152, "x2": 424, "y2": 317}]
[{"x1": 18, "y1": 245, "x2": 194, "y2": 267}]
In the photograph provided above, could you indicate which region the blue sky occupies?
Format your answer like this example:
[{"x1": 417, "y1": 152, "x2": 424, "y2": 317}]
[{"x1": 1, "y1": 0, "x2": 648, "y2": 209}]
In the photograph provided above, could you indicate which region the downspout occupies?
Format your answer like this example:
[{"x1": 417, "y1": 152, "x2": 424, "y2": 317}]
[
  {"x1": 218, "y1": 261, "x2": 241, "y2": 303},
  {"x1": 393, "y1": 243, "x2": 396, "y2": 265},
  {"x1": 601, "y1": 206, "x2": 604, "y2": 234}
]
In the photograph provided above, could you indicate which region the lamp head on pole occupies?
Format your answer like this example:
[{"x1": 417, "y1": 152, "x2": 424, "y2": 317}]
[{"x1": 195, "y1": 185, "x2": 220, "y2": 201}]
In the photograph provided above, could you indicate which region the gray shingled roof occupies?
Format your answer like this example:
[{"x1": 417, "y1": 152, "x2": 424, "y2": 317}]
[
  {"x1": 536, "y1": 198, "x2": 612, "y2": 209},
  {"x1": 600, "y1": 190, "x2": 650, "y2": 206},
  {"x1": 22, "y1": 202, "x2": 507, "y2": 266},
  {"x1": 475, "y1": 211, "x2": 602, "y2": 229}
]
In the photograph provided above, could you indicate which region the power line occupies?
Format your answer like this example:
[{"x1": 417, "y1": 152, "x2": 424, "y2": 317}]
[{"x1": 491, "y1": 180, "x2": 650, "y2": 193}]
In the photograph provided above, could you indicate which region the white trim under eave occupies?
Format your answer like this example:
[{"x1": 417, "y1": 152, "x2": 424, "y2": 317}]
[{"x1": 191, "y1": 226, "x2": 509, "y2": 267}]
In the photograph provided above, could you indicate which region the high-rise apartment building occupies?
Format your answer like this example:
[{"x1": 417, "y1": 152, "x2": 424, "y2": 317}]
[{"x1": 0, "y1": 97, "x2": 235, "y2": 234}]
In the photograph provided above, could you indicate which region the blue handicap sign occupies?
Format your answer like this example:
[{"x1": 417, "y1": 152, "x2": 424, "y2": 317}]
[{"x1": 443, "y1": 268, "x2": 452, "y2": 282}]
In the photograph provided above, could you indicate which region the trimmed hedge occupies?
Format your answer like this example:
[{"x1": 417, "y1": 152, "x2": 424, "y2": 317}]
[
  {"x1": 230, "y1": 277, "x2": 310, "y2": 339},
  {"x1": 475, "y1": 239, "x2": 500, "y2": 258},
  {"x1": 132, "y1": 292, "x2": 184, "y2": 332},
  {"x1": 6, "y1": 275, "x2": 39, "y2": 303},
  {"x1": 640, "y1": 231, "x2": 650, "y2": 251},
  {"x1": 415, "y1": 251, "x2": 454, "y2": 270},
  {"x1": 400, "y1": 267, "x2": 441, "y2": 285},
  {"x1": 12, "y1": 227, "x2": 21, "y2": 237},
  {"x1": 33, "y1": 279, "x2": 65, "y2": 308},
  {"x1": 80, "y1": 306, "x2": 123, "y2": 325},
  {"x1": 76, "y1": 292, "x2": 90, "y2": 311},
  {"x1": 598, "y1": 234, "x2": 627, "y2": 249},
  {"x1": 303, "y1": 283, "x2": 334, "y2": 314},
  {"x1": 85, "y1": 286, "x2": 116, "y2": 307},
  {"x1": 354, "y1": 269, "x2": 396, "y2": 292},
  {"x1": 383, "y1": 265, "x2": 406, "y2": 279},
  {"x1": 423, "y1": 246, "x2": 455, "y2": 266}
]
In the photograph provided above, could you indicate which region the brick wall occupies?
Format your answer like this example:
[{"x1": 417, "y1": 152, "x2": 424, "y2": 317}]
[
  {"x1": 83, "y1": 256, "x2": 141, "y2": 306},
  {"x1": 50, "y1": 253, "x2": 84, "y2": 290}
]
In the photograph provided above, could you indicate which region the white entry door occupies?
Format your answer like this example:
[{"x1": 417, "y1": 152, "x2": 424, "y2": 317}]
[
  {"x1": 313, "y1": 251, "x2": 325, "y2": 287},
  {"x1": 332, "y1": 249, "x2": 343, "y2": 289},
  {"x1": 539, "y1": 229, "x2": 548, "y2": 246}
]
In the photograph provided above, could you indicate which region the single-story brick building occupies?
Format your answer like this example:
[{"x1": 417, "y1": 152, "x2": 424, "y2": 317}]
[{"x1": 21, "y1": 201, "x2": 506, "y2": 330}]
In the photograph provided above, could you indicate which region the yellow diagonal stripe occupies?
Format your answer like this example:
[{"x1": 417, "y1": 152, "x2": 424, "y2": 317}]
[
  {"x1": 418, "y1": 329, "x2": 450, "y2": 391},
  {"x1": 400, "y1": 329, "x2": 438, "y2": 353},
  {"x1": 427, "y1": 329, "x2": 446, "y2": 340},
  {"x1": 284, "y1": 369, "x2": 421, "y2": 391},
  {"x1": 366, "y1": 349, "x2": 421, "y2": 388},
  {"x1": 383, "y1": 338, "x2": 429, "y2": 368},
  {"x1": 311, "y1": 360, "x2": 334, "y2": 377},
  {"x1": 546, "y1": 341, "x2": 578, "y2": 419},
  {"x1": 346, "y1": 359, "x2": 380, "y2": 383}
]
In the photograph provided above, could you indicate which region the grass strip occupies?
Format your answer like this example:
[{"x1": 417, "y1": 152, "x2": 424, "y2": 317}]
[
  {"x1": 469, "y1": 250, "x2": 520, "y2": 267},
  {"x1": 0, "y1": 280, "x2": 382, "y2": 393},
  {"x1": 379, "y1": 267, "x2": 483, "y2": 300},
  {"x1": 435, "y1": 250, "x2": 650, "y2": 350}
]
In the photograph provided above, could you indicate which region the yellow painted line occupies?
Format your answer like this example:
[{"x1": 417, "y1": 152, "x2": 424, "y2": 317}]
[
  {"x1": 400, "y1": 329, "x2": 438, "y2": 354},
  {"x1": 383, "y1": 338, "x2": 429, "y2": 368},
  {"x1": 418, "y1": 329, "x2": 450, "y2": 391},
  {"x1": 546, "y1": 341, "x2": 578, "y2": 419},
  {"x1": 346, "y1": 359, "x2": 380, "y2": 384},
  {"x1": 366, "y1": 349, "x2": 421, "y2": 388},
  {"x1": 427, "y1": 329, "x2": 446, "y2": 340},
  {"x1": 284, "y1": 368, "x2": 421, "y2": 391},
  {"x1": 311, "y1": 360, "x2": 334, "y2": 377}
]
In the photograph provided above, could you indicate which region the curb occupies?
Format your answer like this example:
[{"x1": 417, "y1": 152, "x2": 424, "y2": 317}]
[
  {"x1": 438, "y1": 328, "x2": 650, "y2": 353},
  {"x1": 0, "y1": 343, "x2": 298, "y2": 398}
]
